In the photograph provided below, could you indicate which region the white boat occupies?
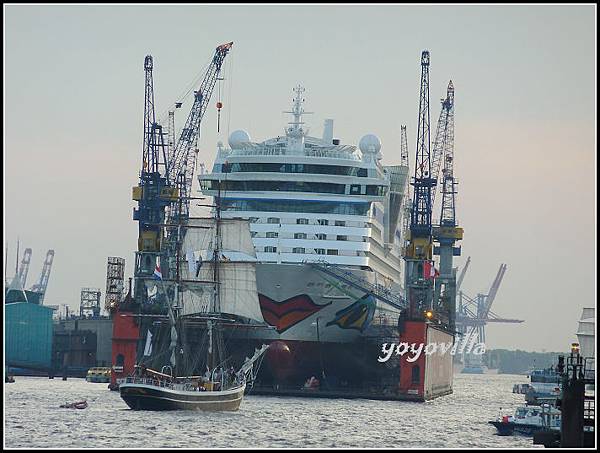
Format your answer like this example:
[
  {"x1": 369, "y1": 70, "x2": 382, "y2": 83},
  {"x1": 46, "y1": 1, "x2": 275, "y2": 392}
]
[{"x1": 489, "y1": 404, "x2": 561, "y2": 436}]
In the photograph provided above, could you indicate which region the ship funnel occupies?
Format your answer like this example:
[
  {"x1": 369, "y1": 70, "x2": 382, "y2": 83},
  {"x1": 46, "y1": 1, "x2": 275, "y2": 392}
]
[{"x1": 323, "y1": 119, "x2": 334, "y2": 144}]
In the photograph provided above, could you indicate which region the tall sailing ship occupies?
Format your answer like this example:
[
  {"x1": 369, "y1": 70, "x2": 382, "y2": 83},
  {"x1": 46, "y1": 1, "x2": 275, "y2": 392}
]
[
  {"x1": 118, "y1": 191, "x2": 269, "y2": 411},
  {"x1": 197, "y1": 86, "x2": 454, "y2": 401}
]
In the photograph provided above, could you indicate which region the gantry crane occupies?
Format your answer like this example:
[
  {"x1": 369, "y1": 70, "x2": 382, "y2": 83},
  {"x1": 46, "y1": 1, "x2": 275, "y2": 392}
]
[
  {"x1": 456, "y1": 263, "x2": 523, "y2": 342},
  {"x1": 403, "y1": 50, "x2": 437, "y2": 321}
]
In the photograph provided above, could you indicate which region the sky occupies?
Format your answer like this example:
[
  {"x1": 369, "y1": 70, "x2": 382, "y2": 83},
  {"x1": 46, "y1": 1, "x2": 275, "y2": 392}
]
[{"x1": 4, "y1": 4, "x2": 596, "y2": 352}]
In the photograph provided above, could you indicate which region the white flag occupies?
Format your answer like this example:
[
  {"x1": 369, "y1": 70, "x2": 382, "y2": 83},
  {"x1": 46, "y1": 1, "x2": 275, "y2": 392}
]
[
  {"x1": 187, "y1": 249, "x2": 196, "y2": 274},
  {"x1": 143, "y1": 329, "x2": 153, "y2": 356}
]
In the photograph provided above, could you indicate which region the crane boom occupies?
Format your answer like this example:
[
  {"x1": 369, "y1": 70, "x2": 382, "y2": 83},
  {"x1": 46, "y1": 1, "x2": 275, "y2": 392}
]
[
  {"x1": 409, "y1": 50, "x2": 435, "y2": 242},
  {"x1": 30, "y1": 249, "x2": 54, "y2": 304},
  {"x1": 439, "y1": 81, "x2": 456, "y2": 225},
  {"x1": 168, "y1": 41, "x2": 233, "y2": 220},
  {"x1": 481, "y1": 263, "x2": 507, "y2": 319},
  {"x1": 141, "y1": 55, "x2": 170, "y2": 181},
  {"x1": 456, "y1": 256, "x2": 471, "y2": 291},
  {"x1": 17, "y1": 248, "x2": 32, "y2": 288},
  {"x1": 430, "y1": 81, "x2": 455, "y2": 209},
  {"x1": 400, "y1": 125, "x2": 409, "y2": 167}
]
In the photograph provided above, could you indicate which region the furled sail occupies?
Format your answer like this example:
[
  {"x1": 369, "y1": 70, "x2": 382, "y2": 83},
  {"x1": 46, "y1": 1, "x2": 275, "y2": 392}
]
[{"x1": 179, "y1": 217, "x2": 265, "y2": 323}]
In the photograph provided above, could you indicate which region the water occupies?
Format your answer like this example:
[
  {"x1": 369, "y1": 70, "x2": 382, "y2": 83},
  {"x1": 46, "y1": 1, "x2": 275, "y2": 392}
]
[{"x1": 5, "y1": 374, "x2": 537, "y2": 448}]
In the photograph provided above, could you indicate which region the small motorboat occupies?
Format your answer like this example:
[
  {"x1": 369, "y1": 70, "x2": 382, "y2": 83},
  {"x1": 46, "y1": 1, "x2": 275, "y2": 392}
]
[
  {"x1": 489, "y1": 404, "x2": 560, "y2": 436},
  {"x1": 60, "y1": 400, "x2": 88, "y2": 409}
]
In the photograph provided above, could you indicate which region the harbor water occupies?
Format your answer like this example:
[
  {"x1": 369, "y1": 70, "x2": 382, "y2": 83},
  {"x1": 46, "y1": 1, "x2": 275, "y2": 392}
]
[{"x1": 5, "y1": 373, "x2": 534, "y2": 448}]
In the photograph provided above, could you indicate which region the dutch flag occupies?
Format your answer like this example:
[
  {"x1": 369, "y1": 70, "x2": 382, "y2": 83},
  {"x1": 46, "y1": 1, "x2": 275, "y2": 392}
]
[{"x1": 153, "y1": 264, "x2": 162, "y2": 280}]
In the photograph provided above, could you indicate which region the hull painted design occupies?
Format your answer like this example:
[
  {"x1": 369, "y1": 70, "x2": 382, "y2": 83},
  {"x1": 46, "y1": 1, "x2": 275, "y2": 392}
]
[
  {"x1": 325, "y1": 293, "x2": 376, "y2": 332},
  {"x1": 223, "y1": 263, "x2": 455, "y2": 401},
  {"x1": 119, "y1": 382, "x2": 245, "y2": 411},
  {"x1": 259, "y1": 294, "x2": 331, "y2": 333},
  {"x1": 253, "y1": 263, "x2": 395, "y2": 343}
]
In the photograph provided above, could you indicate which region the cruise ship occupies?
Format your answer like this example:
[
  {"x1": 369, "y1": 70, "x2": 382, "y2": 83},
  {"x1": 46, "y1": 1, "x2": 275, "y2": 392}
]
[{"x1": 197, "y1": 86, "x2": 452, "y2": 400}]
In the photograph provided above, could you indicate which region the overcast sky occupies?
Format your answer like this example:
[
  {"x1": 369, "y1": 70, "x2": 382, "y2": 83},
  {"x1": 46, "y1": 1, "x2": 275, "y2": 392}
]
[{"x1": 4, "y1": 4, "x2": 596, "y2": 352}]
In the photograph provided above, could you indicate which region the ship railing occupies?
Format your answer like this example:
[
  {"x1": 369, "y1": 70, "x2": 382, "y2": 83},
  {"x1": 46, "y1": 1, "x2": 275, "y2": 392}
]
[
  {"x1": 123, "y1": 376, "x2": 222, "y2": 392},
  {"x1": 224, "y1": 147, "x2": 362, "y2": 161},
  {"x1": 306, "y1": 259, "x2": 407, "y2": 311},
  {"x1": 124, "y1": 376, "x2": 176, "y2": 389}
]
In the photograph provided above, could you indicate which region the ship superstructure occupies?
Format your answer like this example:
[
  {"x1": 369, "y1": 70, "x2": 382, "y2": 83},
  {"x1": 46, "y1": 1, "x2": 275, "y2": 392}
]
[{"x1": 200, "y1": 86, "x2": 408, "y2": 294}]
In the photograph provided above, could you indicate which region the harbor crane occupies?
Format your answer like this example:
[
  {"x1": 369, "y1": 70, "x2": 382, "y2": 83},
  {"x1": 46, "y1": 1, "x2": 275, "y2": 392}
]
[
  {"x1": 30, "y1": 249, "x2": 55, "y2": 304},
  {"x1": 131, "y1": 43, "x2": 232, "y2": 306},
  {"x1": 431, "y1": 81, "x2": 463, "y2": 331},
  {"x1": 131, "y1": 54, "x2": 177, "y2": 305},
  {"x1": 456, "y1": 263, "x2": 523, "y2": 343},
  {"x1": 403, "y1": 50, "x2": 437, "y2": 321}
]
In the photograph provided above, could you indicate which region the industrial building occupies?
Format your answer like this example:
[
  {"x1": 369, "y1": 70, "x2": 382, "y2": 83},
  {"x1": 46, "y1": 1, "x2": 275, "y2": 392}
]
[{"x1": 5, "y1": 301, "x2": 54, "y2": 371}]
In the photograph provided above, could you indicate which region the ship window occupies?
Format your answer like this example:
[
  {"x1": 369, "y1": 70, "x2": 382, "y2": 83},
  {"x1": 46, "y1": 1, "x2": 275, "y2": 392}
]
[
  {"x1": 220, "y1": 199, "x2": 370, "y2": 216},
  {"x1": 297, "y1": 218, "x2": 309, "y2": 225},
  {"x1": 326, "y1": 249, "x2": 338, "y2": 255},
  {"x1": 317, "y1": 219, "x2": 329, "y2": 225},
  {"x1": 267, "y1": 217, "x2": 280, "y2": 224},
  {"x1": 227, "y1": 162, "x2": 367, "y2": 177},
  {"x1": 335, "y1": 220, "x2": 346, "y2": 227},
  {"x1": 366, "y1": 185, "x2": 385, "y2": 196},
  {"x1": 316, "y1": 233, "x2": 327, "y2": 240},
  {"x1": 294, "y1": 233, "x2": 307, "y2": 239},
  {"x1": 411, "y1": 365, "x2": 420, "y2": 384},
  {"x1": 292, "y1": 248, "x2": 305, "y2": 254},
  {"x1": 337, "y1": 235, "x2": 347, "y2": 241},
  {"x1": 350, "y1": 184, "x2": 361, "y2": 195},
  {"x1": 266, "y1": 232, "x2": 278, "y2": 238},
  {"x1": 315, "y1": 248, "x2": 325, "y2": 255},
  {"x1": 264, "y1": 246, "x2": 277, "y2": 253},
  {"x1": 212, "y1": 180, "x2": 346, "y2": 195},
  {"x1": 250, "y1": 231, "x2": 258, "y2": 238}
]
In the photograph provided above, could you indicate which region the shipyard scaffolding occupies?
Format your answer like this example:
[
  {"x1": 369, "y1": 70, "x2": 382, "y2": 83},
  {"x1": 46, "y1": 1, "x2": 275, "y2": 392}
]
[
  {"x1": 105, "y1": 257, "x2": 125, "y2": 311},
  {"x1": 80, "y1": 288, "x2": 102, "y2": 318}
]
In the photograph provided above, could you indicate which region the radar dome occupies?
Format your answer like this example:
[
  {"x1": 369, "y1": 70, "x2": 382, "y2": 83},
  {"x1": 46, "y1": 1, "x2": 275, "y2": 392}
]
[
  {"x1": 359, "y1": 134, "x2": 381, "y2": 154},
  {"x1": 228, "y1": 130, "x2": 251, "y2": 149}
]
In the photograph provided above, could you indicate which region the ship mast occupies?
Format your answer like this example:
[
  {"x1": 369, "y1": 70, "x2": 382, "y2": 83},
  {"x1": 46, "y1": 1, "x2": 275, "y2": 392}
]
[
  {"x1": 283, "y1": 85, "x2": 312, "y2": 153},
  {"x1": 207, "y1": 179, "x2": 223, "y2": 372},
  {"x1": 166, "y1": 195, "x2": 183, "y2": 376}
]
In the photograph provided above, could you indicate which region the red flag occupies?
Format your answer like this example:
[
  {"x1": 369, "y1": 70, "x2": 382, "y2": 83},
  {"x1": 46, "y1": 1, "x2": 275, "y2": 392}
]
[{"x1": 423, "y1": 261, "x2": 439, "y2": 279}]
